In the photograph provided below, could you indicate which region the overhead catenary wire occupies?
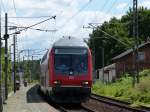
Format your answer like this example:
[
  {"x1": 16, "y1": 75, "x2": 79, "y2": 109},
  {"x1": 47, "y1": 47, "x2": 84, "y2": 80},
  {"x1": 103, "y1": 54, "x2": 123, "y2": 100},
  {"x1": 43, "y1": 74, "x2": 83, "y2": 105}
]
[
  {"x1": 119, "y1": 0, "x2": 131, "y2": 15},
  {"x1": 32, "y1": 49, "x2": 48, "y2": 55},
  {"x1": 85, "y1": 0, "x2": 131, "y2": 38},
  {"x1": 58, "y1": 0, "x2": 92, "y2": 30},
  {"x1": 72, "y1": 0, "x2": 109, "y2": 37},
  {"x1": 8, "y1": 25, "x2": 57, "y2": 32},
  {"x1": 89, "y1": 24, "x2": 129, "y2": 47},
  {"x1": 106, "y1": 0, "x2": 119, "y2": 14},
  {"x1": 92, "y1": 0, "x2": 108, "y2": 22},
  {"x1": 12, "y1": 0, "x2": 17, "y2": 15},
  {"x1": 1, "y1": 19, "x2": 57, "y2": 32},
  {"x1": 7, "y1": 16, "x2": 54, "y2": 19},
  {"x1": 9, "y1": 15, "x2": 56, "y2": 35},
  {"x1": 91, "y1": 0, "x2": 130, "y2": 25},
  {"x1": 99, "y1": 0, "x2": 118, "y2": 23},
  {"x1": 19, "y1": 49, "x2": 47, "y2": 59}
]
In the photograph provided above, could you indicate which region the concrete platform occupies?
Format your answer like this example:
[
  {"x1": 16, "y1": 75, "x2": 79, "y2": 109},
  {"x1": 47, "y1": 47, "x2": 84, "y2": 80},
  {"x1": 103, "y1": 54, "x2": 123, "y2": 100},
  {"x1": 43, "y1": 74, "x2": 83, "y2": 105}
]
[{"x1": 3, "y1": 84, "x2": 59, "y2": 112}]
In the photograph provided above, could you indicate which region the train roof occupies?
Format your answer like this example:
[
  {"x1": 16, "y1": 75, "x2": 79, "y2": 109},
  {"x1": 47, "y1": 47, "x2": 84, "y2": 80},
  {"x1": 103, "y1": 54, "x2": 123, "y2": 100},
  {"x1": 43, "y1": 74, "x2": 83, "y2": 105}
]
[{"x1": 53, "y1": 37, "x2": 88, "y2": 48}]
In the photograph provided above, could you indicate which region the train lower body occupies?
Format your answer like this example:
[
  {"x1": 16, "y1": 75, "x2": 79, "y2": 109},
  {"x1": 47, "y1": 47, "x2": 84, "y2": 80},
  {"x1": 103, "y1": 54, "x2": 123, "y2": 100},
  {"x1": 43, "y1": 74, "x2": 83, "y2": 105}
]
[
  {"x1": 39, "y1": 74, "x2": 92, "y2": 103},
  {"x1": 39, "y1": 84, "x2": 91, "y2": 103}
]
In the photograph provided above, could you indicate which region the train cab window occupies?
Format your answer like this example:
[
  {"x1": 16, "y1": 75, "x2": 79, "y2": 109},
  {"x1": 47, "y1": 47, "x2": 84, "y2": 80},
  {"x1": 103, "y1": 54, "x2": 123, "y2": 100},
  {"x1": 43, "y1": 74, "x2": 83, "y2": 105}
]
[
  {"x1": 54, "y1": 55, "x2": 71, "y2": 74},
  {"x1": 54, "y1": 48, "x2": 88, "y2": 75}
]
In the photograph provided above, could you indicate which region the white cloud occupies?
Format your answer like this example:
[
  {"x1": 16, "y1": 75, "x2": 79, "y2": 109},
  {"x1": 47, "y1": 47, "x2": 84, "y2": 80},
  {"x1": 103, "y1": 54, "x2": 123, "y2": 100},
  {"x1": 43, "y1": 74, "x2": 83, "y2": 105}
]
[
  {"x1": 140, "y1": 0, "x2": 150, "y2": 9},
  {"x1": 116, "y1": 3, "x2": 127, "y2": 10},
  {"x1": 0, "y1": 0, "x2": 123, "y2": 58}
]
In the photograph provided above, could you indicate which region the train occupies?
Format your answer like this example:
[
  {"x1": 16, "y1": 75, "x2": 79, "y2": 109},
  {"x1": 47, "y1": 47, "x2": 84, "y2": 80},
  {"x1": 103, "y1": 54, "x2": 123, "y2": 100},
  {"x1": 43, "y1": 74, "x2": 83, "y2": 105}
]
[{"x1": 39, "y1": 36, "x2": 92, "y2": 103}]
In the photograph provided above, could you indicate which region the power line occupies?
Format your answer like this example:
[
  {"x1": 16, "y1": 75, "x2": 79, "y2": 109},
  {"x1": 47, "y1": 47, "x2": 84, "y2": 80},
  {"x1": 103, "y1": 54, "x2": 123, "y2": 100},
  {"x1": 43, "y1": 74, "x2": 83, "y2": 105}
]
[
  {"x1": 87, "y1": 24, "x2": 129, "y2": 47},
  {"x1": 119, "y1": 0, "x2": 131, "y2": 15},
  {"x1": 12, "y1": 0, "x2": 17, "y2": 15},
  {"x1": 72, "y1": 1, "x2": 109, "y2": 36},
  {"x1": 8, "y1": 25, "x2": 57, "y2": 32},
  {"x1": 32, "y1": 49, "x2": 48, "y2": 54},
  {"x1": 9, "y1": 15, "x2": 56, "y2": 35},
  {"x1": 98, "y1": 27, "x2": 129, "y2": 47},
  {"x1": 1, "y1": 20, "x2": 57, "y2": 32},
  {"x1": 7, "y1": 16, "x2": 53, "y2": 19},
  {"x1": 58, "y1": 0, "x2": 92, "y2": 30},
  {"x1": 100, "y1": 0, "x2": 118, "y2": 23},
  {"x1": 92, "y1": 1, "x2": 108, "y2": 21},
  {"x1": 72, "y1": 0, "x2": 109, "y2": 35},
  {"x1": 105, "y1": 0, "x2": 118, "y2": 14}
]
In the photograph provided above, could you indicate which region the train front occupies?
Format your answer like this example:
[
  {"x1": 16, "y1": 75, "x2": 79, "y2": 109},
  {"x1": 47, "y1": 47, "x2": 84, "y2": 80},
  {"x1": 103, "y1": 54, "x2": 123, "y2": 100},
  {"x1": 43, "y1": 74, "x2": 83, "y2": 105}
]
[{"x1": 51, "y1": 46, "x2": 92, "y2": 103}]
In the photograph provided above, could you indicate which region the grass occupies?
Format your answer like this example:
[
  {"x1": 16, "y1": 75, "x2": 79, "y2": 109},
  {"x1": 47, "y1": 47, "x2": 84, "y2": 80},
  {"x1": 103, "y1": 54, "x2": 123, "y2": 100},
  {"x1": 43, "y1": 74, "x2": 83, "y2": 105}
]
[{"x1": 92, "y1": 69, "x2": 150, "y2": 107}]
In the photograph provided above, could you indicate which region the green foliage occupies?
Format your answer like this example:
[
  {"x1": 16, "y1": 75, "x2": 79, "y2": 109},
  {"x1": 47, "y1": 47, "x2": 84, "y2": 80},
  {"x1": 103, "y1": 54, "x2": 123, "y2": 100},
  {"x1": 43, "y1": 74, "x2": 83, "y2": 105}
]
[
  {"x1": 136, "y1": 75, "x2": 150, "y2": 93},
  {"x1": 92, "y1": 69, "x2": 150, "y2": 107},
  {"x1": 0, "y1": 47, "x2": 13, "y2": 93},
  {"x1": 89, "y1": 7, "x2": 150, "y2": 69},
  {"x1": 139, "y1": 69, "x2": 150, "y2": 77},
  {"x1": 19, "y1": 60, "x2": 40, "y2": 82}
]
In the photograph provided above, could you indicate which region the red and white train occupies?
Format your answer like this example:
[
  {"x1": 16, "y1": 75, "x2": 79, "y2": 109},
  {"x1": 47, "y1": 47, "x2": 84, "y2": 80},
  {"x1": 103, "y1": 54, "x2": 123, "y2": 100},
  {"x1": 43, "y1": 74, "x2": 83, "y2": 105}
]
[{"x1": 39, "y1": 37, "x2": 92, "y2": 103}]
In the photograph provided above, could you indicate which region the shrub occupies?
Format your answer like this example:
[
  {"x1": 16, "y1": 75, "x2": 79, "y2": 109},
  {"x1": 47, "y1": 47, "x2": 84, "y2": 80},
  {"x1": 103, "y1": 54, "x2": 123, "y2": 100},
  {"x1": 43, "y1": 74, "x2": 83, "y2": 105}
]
[
  {"x1": 139, "y1": 69, "x2": 150, "y2": 77},
  {"x1": 92, "y1": 81, "x2": 105, "y2": 95},
  {"x1": 136, "y1": 76, "x2": 150, "y2": 92},
  {"x1": 92, "y1": 69, "x2": 150, "y2": 107}
]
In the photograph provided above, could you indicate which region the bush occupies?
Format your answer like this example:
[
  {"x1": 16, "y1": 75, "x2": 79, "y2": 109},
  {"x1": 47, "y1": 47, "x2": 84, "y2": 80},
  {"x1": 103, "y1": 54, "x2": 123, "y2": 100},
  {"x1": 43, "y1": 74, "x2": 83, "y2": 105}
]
[
  {"x1": 139, "y1": 69, "x2": 150, "y2": 77},
  {"x1": 136, "y1": 79, "x2": 150, "y2": 92},
  {"x1": 92, "y1": 81, "x2": 105, "y2": 95},
  {"x1": 92, "y1": 69, "x2": 150, "y2": 107}
]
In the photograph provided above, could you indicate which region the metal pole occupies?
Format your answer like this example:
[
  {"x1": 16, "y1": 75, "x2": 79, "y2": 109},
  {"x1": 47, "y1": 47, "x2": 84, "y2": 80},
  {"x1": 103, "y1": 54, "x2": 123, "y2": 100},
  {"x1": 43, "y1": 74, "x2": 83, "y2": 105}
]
[
  {"x1": 135, "y1": 0, "x2": 139, "y2": 83},
  {"x1": 4, "y1": 13, "x2": 9, "y2": 100},
  {"x1": 32, "y1": 56, "x2": 33, "y2": 61},
  {"x1": 23, "y1": 56, "x2": 24, "y2": 82},
  {"x1": 102, "y1": 47, "x2": 105, "y2": 83},
  {"x1": 31, "y1": 56, "x2": 33, "y2": 81},
  {"x1": 13, "y1": 35, "x2": 16, "y2": 93},
  {"x1": 0, "y1": 6, "x2": 3, "y2": 112},
  {"x1": 132, "y1": 48, "x2": 136, "y2": 87},
  {"x1": 27, "y1": 49, "x2": 30, "y2": 82},
  {"x1": 92, "y1": 28, "x2": 96, "y2": 79},
  {"x1": 133, "y1": 0, "x2": 139, "y2": 84}
]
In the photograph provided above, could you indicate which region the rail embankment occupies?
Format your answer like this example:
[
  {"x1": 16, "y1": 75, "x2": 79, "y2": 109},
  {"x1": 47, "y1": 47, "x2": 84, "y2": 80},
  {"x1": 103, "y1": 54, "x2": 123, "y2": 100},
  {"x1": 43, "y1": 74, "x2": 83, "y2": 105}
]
[{"x1": 92, "y1": 69, "x2": 150, "y2": 108}]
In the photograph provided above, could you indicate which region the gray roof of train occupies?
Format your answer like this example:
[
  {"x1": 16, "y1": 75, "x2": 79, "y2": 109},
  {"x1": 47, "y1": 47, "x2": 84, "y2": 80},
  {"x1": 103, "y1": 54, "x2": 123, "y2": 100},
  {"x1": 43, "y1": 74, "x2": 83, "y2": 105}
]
[{"x1": 53, "y1": 37, "x2": 88, "y2": 48}]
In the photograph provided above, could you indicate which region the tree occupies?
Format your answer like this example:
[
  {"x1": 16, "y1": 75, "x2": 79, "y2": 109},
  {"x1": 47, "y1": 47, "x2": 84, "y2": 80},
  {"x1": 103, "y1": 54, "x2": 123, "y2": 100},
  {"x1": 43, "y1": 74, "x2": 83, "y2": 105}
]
[{"x1": 89, "y1": 7, "x2": 150, "y2": 69}]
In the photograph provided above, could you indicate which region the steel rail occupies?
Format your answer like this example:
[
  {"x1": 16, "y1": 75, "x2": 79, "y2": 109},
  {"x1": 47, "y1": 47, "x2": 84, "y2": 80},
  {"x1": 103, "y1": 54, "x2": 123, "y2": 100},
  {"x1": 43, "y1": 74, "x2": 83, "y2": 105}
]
[
  {"x1": 54, "y1": 104, "x2": 95, "y2": 112},
  {"x1": 91, "y1": 94, "x2": 150, "y2": 112}
]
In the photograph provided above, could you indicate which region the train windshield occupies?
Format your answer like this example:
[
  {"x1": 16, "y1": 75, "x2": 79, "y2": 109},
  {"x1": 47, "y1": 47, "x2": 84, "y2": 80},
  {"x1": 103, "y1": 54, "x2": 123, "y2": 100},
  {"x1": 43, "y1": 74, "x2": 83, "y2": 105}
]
[{"x1": 54, "y1": 48, "x2": 88, "y2": 75}]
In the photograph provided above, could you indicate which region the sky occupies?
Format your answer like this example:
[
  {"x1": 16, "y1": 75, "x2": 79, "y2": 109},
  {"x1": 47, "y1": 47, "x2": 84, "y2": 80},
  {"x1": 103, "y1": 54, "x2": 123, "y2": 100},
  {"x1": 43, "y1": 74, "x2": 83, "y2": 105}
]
[{"x1": 0, "y1": 0, "x2": 150, "y2": 60}]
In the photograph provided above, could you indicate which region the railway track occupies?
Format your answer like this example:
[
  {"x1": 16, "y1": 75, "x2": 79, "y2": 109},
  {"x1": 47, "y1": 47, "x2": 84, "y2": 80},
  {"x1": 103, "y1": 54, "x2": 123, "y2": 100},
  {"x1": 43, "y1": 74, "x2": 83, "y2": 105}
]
[
  {"x1": 38, "y1": 84, "x2": 150, "y2": 112},
  {"x1": 38, "y1": 87, "x2": 94, "y2": 112},
  {"x1": 91, "y1": 94, "x2": 150, "y2": 112},
  {"x1": 51, "y1": 103, "x2": 95, "y2": 112}
]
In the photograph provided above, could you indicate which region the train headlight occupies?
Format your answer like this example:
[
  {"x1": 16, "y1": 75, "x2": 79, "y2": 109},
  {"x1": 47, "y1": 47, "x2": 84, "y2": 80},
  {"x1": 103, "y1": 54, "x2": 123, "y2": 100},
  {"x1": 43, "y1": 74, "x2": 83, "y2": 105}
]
[
  {"x1": 53, "y1": 80, "x2": 61, "y2": 85},
  {"x1": 82, "y1": 81, "x2": 89, "y2": 85}
]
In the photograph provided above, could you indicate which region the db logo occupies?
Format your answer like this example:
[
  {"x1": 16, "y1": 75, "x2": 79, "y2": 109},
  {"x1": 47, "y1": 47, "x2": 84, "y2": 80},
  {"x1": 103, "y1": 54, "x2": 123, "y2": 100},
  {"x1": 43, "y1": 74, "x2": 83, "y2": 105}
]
[{"x1": 69, "y1": 76, "x2": 74, "y2": 79}]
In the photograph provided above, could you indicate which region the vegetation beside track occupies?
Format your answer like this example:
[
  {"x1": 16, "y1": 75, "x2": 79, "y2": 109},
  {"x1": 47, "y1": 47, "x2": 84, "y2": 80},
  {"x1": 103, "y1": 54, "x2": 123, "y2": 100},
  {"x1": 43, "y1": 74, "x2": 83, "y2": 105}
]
[
  {"x1": 92, "y1": 69, "x2": 150, "y2": 107},
  {"x1": 1, "y1": 47, "x2": 13, "y2": 93}
]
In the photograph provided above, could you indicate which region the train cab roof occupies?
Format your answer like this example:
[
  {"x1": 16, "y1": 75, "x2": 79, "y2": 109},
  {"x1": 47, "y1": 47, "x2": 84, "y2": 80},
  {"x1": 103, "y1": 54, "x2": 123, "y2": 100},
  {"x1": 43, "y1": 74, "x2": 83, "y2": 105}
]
[{"x1": 53, "y1": 36, "x2": 88, "y2": 48}]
